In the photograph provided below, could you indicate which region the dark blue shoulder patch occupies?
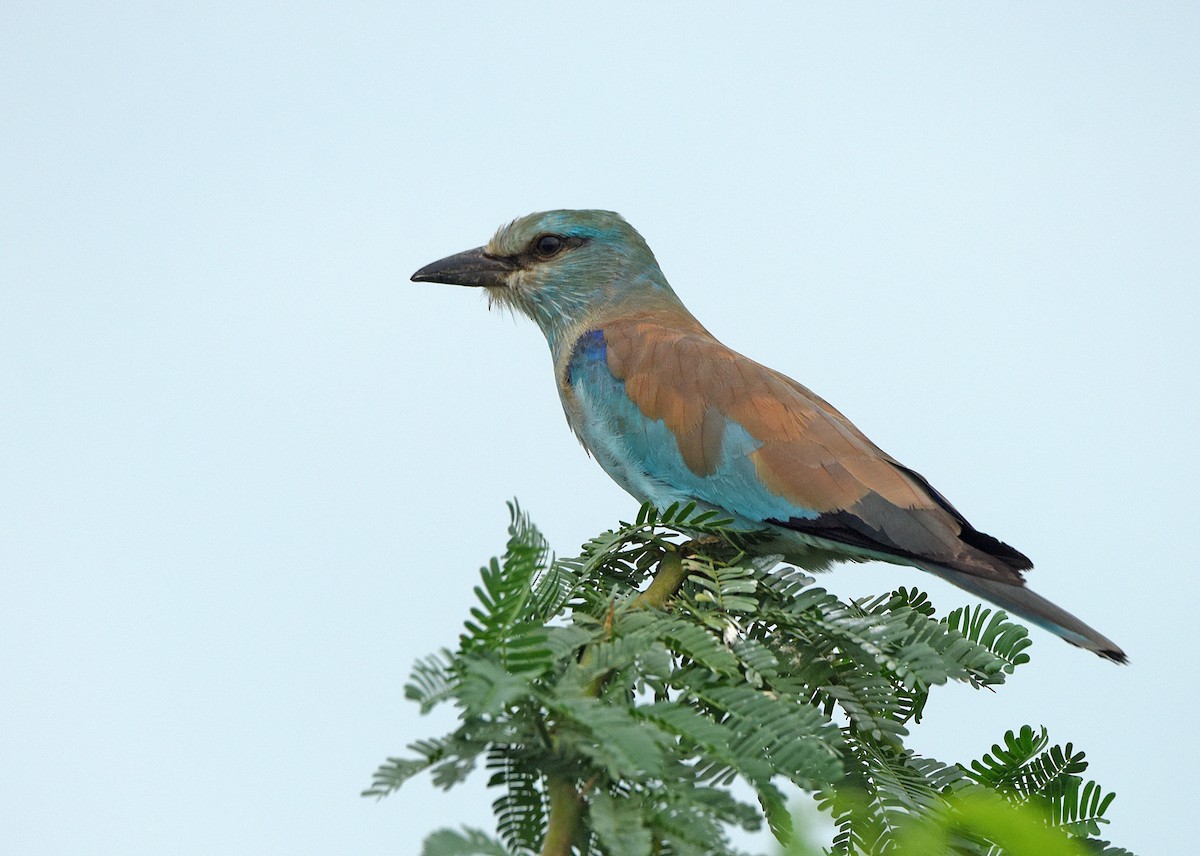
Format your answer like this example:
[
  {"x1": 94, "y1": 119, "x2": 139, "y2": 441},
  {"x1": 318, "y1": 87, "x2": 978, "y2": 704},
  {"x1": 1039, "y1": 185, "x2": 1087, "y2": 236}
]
[{"x1": 566, "y1": 328, "x2": 607, "y2": 386}]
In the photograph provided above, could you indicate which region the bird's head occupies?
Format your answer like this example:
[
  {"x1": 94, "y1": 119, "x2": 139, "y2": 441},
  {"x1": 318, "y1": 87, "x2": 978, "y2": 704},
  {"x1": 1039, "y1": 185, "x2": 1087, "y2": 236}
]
[{"x1": 412, "y1": 210, "x2": 680, "y2": 348}]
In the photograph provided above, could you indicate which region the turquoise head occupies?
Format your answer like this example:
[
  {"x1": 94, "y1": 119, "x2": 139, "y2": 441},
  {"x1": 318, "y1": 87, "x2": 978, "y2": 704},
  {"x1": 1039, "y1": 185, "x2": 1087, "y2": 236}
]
[{"x1": 412, "y1": 210, "x2": 681, "y2": 349}]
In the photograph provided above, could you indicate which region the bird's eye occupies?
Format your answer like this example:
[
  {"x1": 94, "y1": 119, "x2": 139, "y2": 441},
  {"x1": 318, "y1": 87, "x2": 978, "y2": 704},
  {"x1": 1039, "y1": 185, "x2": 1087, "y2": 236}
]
[{"x1": 534, "y1": 235, "x2": 564, "y2": 258}]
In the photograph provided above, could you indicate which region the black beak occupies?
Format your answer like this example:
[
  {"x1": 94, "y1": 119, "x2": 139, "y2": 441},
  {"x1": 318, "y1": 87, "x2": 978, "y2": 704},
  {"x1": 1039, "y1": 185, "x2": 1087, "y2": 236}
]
[{"x1": 410, "y1": 246, "x2": 518, "y2": 288}]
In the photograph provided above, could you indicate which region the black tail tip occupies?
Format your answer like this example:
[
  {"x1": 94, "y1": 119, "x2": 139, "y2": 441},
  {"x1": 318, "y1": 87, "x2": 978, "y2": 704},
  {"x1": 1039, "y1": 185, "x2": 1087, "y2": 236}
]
[{"x1": 1098, "y1": 647, "x2": 1128, "y2": 665}]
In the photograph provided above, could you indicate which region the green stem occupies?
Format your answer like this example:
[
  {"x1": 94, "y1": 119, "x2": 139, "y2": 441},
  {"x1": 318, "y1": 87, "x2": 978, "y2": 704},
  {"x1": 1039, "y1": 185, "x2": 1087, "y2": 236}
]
[
  {"x1": 540, "y1": 549, "x2": 690, "y2": 855},
  {"x1": 630, "y1": 550, "x2": 688, "y2": 610},
  {"x1": 541, "y1": 774, "x2": 583, "y2": 856}
]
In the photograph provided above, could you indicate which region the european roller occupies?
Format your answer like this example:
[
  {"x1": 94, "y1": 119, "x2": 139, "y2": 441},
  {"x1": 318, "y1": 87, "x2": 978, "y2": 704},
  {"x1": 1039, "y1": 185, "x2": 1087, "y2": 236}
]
[{"x1": 412, "y1": 210, "x2": 1125, "y2": 663}]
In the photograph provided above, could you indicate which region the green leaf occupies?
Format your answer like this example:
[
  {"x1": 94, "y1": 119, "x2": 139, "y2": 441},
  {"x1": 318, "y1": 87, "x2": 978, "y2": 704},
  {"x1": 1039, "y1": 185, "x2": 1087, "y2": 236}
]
[
  {"x1": 943, "y1": 603, "x2": 1033, "y2": 679},
  {"x1": 421, "y1": 826, "x2": 513, "y2": 856},
  {"x1": 552, "y1": 696, "x2": 672, "y2": 780},
  {"x1": 689, "y1": 558, "x2": 759, "y2": 614},
  {"x1": 967, "y1": 725, "x2": 1051, "y2": 790},
  {"x1": 590, "y1": 790, "x2": 652, "y2": 856},
  {"x1": 364, "y1": 737, "x2": 451, "y2": 798},
  {"x1": 461, "y1": 503, "x2": 552, "y2": 673},
  {"x1": 456, "y1": 655, "x2": 534, "y2": 717},
  {"x1": 697, "y1": 684, "x2": 843, "y2": 792},
  {"x1": 486, "y1": 750, "x2": 546, "y2": 853},
  {"x1": 372, "y1": 503, "x2": 1132, "y2": 856},
  {"x1": 405, "y1": 649, "x2": 457, "y2": 713}
]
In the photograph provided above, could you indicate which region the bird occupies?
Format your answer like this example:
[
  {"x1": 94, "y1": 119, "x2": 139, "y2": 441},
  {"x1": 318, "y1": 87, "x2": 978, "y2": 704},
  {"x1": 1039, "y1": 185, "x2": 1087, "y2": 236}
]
[{"x1": 412, "y1": 209, "x2": 1125, "y2": 663}]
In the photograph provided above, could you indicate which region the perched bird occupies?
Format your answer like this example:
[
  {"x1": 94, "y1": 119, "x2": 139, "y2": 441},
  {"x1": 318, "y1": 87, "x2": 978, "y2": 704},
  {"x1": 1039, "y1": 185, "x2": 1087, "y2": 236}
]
[{"x1": 412, "y1": 210, "x2": 1125, "y2": 663}]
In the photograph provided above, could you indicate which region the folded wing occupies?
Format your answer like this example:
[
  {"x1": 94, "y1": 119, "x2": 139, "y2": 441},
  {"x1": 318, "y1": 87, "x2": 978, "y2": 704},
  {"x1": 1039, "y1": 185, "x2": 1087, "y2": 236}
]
[{"x1": 601, "y1": 317, "x2": 1031, "y2": 585}]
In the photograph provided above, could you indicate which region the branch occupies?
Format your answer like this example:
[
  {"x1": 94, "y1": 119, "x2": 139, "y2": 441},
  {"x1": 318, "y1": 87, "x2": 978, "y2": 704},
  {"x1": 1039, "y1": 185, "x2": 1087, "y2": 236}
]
[
  {"x1": 540, "y1": 548, "x2": 689, "y2": 855},
  {"x1": 541, "y1": 774, "x2": 583, "y2": 856},
  {"x1": 630, "y1": 550, "x2": 688, "y2": 611}
]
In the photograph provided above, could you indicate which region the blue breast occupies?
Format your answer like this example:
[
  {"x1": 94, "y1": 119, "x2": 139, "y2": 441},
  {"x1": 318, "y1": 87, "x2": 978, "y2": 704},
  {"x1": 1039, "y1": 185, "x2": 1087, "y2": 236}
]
[
  {"x1": 565, "y1": 328, "x2": 607, "y2": 386},
  {"x1": 564, "y1": 328, "x2": 816, "y2": 526}
]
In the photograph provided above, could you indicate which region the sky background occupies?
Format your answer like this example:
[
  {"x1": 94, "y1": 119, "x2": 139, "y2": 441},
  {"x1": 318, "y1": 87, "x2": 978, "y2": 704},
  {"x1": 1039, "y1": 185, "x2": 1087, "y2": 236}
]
[{"x1": 2, "y1": 3, "x2": 1197, "y2": 854}]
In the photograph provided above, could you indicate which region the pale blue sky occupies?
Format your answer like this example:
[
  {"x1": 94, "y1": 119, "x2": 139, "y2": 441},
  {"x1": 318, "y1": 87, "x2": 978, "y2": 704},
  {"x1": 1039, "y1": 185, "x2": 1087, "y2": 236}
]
[{"x1": 2, "y1": 4, "x2": 1197, "y2": 854}]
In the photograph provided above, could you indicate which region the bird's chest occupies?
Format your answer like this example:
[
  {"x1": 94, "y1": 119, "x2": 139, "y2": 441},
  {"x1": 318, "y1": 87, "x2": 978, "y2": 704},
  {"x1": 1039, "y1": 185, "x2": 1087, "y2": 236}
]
[{"x1": 558, "y1": 329, "x2": 689, "y2": 507}]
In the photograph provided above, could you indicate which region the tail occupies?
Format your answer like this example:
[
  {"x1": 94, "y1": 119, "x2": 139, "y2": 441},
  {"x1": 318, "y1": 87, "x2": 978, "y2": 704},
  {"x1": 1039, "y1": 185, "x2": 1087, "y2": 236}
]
[{"x1": 924, "y1": 566, "x2": 1127, "y2": 664}]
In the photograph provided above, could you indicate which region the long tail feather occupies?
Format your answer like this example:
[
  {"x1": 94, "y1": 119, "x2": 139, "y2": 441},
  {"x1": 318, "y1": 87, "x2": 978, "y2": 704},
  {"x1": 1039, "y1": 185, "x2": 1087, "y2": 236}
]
[{"x1": 925, "y1": 566, "x2": 1127, "y2": 663}]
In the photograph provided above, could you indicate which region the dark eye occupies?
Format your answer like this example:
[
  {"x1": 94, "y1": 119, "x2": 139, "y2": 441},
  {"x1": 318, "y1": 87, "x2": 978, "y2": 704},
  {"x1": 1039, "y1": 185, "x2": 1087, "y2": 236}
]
[{"x1": 534, "y1": 235, "x2": 564, "y2": 258}]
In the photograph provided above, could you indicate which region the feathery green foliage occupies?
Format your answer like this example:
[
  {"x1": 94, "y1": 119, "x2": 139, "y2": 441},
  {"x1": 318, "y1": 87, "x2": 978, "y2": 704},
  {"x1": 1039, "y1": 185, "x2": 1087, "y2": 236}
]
[{"x1": 369, "y1": 502, "x2": 1130, "y2": 855}]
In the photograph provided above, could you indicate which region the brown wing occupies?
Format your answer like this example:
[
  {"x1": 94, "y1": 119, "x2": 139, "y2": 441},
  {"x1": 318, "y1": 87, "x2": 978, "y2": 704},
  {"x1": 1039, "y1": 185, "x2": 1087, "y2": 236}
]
[{"x1": 602, "y1": 314, "x2": 1031, "y2": 583}]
